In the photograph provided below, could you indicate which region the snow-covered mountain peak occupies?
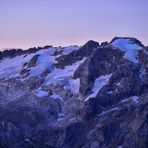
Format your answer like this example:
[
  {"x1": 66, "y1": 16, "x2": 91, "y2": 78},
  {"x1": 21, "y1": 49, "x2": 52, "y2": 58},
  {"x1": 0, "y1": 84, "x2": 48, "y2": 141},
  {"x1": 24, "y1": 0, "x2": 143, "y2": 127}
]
[{"x1": 110, "y1": 37, "x2": 144, "y2": 63}]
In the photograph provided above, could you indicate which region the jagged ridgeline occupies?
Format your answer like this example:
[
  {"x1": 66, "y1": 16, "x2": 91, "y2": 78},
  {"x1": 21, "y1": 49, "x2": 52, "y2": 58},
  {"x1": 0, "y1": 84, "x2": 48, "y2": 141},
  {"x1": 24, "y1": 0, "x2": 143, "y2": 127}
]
[{"x1": 0, "y1": 37, "x2": 147, "y2": 148}]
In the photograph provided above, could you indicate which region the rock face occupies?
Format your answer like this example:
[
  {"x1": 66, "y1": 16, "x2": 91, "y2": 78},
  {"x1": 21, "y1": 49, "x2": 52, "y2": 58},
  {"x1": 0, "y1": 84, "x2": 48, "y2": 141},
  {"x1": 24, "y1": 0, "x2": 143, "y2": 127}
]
[
  {"x1": 55, "y1": 40, "x2": 99, "y2": 68},
  {"x1": 0, "y1": 37, "x2": 147, "y2": 148},
  {"x1": 74, "y1": 47, "x2": 126, "y2": 95}
]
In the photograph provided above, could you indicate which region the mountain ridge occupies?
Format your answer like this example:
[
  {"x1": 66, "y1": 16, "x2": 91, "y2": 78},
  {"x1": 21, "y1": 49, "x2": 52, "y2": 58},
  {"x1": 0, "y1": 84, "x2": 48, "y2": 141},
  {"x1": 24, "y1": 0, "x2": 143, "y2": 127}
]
[
  {"x1": 0, "y1": 37, "x2": 147, "y2": 148},
  {"x1": 0, "y1": 37, "x2": 146, "y2": 60}
]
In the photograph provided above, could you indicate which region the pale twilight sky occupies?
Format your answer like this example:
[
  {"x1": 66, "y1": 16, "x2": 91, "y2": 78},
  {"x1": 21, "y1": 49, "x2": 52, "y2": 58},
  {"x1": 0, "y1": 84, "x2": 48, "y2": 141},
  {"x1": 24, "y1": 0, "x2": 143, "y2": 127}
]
[{"x1": 0, "y1": 0, "x2": 148, "y2": 50}]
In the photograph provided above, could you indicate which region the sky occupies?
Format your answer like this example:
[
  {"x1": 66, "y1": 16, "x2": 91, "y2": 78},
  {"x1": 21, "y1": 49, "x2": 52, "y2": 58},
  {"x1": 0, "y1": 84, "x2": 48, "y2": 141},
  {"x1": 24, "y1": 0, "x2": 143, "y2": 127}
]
[{"x1": 0, "y1": 0, "x2": 148, "y2": 50}]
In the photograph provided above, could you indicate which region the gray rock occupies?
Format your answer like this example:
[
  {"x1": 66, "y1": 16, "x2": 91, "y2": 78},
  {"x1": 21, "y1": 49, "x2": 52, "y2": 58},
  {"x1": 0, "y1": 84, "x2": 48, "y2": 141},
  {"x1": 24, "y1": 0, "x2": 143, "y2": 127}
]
[{"x1": 55, "y1": 40, "x2": 99, "y2": 68}]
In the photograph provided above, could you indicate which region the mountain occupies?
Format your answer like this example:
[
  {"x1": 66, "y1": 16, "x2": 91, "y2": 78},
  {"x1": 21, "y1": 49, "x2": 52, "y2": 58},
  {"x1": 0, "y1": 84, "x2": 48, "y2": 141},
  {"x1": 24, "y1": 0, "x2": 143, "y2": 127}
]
[{"x1": 0, "y1": 37, "x2": 147, "y2": 148}]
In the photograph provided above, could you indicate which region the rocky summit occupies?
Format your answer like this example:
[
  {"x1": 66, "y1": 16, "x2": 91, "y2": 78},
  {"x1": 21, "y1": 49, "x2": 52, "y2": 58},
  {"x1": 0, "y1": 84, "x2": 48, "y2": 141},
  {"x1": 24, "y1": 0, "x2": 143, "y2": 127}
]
[{"x1": 0, "y1": 37, "x2": 147, "y2": 148}]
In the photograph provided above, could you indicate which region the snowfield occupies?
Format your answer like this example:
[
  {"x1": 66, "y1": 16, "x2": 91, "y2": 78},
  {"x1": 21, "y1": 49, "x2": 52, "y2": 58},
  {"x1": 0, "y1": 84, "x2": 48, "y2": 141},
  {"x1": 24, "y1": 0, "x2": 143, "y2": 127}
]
[
  {"x1": 85, "y1": 74, "x2": 112, "y2": 101},
  {"x1": 111, "y1": 38, "x2": 142, "y2": 63},
  {"x1": 0, "y1": 54, "x2": 33, "y2": 78},
  {"x1": 44, "y1": 58, "x2": 86, "y2": 94},
  {"x1": 0, "y1": 46, "x2": 79, "y2": 78}
]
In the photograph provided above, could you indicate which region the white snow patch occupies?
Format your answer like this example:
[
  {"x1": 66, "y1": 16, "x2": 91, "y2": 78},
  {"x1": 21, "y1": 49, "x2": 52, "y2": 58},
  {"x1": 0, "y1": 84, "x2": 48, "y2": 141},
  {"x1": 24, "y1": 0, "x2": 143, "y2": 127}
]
[
  {"x1": 34, "y1": 47, "x2": 56, "y2": 56},
  {"x1": 25, "y1": 139, "x2": 30, "y2": 142},
  {"x1": 44, "y1": 59, "x2": 85, "y2": 94},
  {"x1": 98, "y1": 107, "x2": 118, "y2": 116},
  {"x1": 62, "y1": 45, "x2": 79, "y2": 55},
  {"x1": 35, "y1": 90, "x2": 48, "y2": 97},
  {"x1": 107, "y1": 91, "x2": 113, "y2": 94},
  {"x1": 131, "y1": 96, "x2": 139, "y2": 103},
  {"x1": 121, "y1": 98, "x2": 130, "y2": 103},
  {"x1": 0, "y1": 47, "x2": 57, "y2": 78},
  {"x1": 29, "y1": 53, "x2": 55, "y2": 77},
  {"x1": 139, "y1": 67, "x2": 145, "y2": 79},
  {"x1": 116, "y1": 82, "x2": 121, "y2": 86},
  {"x1": 29, "y1": 48, "x2": 57, "y2": 77},
  {"x1": 0, "y1": 54, "x2": 35, "y2": 78},
  {"x1": 58, "y1": 113, "x2": 64, "y2": 118},
  {"x1": 57, "y1": 113, "x2": 65, "y2": 122},
  {"x1": 68, "y1": 78, "x2": 80, "y2": 94},
  {"x1": 121, "y1": 96, "x2": 140, "y2": 103},
  {"x1": 111, "y1": 38, "x2": 142, "y2": 63},
  {"x1": 50, "y1": 92, "x2": 62, "y2": 100},
  {"x1": 85, "y1": 74, "x2": 112, "y2": 101}
]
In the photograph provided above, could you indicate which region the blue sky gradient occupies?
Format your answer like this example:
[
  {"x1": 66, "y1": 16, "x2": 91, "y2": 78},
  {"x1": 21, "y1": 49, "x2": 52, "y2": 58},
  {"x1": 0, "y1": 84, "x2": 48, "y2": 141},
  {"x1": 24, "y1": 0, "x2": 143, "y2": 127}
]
[{"x1": 0, "y1": 0, "x2": 148, "y2": 49}]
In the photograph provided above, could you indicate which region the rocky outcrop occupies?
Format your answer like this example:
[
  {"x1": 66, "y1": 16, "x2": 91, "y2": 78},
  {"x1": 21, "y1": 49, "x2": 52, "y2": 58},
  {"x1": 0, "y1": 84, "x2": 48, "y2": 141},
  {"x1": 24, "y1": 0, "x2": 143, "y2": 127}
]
[
  {"x1": 0, "y1": 45, "x2": 53, "y2": 61},
  {"x1": 84, "y1": 63, "x2": 145, "y2": 119},
  {"x1": 84, "y1": 94, "x2": 148, "y2": 148},
  {"x1": 20, "y1": 55, "x2": 40, "y2": 76},
  {"x1": 74, "y1": 47, "x2": 126, "y2": 95},
  {"x1": 55, "y1": 40, "x2": 99, "y2": 68},
  {"x1": 101, "y1": 41, "x2": 108, "y2": 47}
]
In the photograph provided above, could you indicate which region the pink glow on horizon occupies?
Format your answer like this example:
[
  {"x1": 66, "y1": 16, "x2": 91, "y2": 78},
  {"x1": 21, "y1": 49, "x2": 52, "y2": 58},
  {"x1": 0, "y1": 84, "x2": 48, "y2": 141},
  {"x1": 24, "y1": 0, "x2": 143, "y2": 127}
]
[{"x1": 0, "y1": 0, "x2": 148, "y2": 50}]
